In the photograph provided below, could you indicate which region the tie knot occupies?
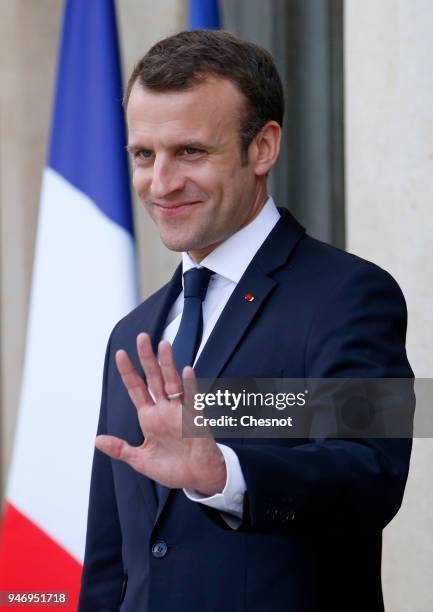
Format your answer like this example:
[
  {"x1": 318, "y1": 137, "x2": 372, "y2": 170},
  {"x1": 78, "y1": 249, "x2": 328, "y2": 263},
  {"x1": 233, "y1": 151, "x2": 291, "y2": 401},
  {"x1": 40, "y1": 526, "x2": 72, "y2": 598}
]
[{"x1": 183, "y1": 267, "x2": 213, "y2": 301}]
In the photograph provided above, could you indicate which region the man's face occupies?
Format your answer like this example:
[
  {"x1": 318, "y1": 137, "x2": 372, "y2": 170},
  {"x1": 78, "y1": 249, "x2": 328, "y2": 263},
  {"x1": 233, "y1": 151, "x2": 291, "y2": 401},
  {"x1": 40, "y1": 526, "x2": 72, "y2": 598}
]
[{"x1": 126, "y1": 77, "x2": 265, "y2": 260}]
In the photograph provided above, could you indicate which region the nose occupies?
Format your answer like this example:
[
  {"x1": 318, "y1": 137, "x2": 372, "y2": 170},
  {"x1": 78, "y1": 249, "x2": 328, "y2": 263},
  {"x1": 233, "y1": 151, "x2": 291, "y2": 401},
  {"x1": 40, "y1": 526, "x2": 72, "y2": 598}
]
[{"x1": 150, "y1": 155, "x2": 185, "y2": 199}]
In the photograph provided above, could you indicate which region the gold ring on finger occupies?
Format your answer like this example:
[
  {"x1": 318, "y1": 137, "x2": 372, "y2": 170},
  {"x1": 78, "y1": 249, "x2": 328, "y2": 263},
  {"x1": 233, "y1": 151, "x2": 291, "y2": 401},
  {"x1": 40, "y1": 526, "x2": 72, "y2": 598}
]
[{"x1": 167, "y1": 390, "x2": 184, "y2": 400}]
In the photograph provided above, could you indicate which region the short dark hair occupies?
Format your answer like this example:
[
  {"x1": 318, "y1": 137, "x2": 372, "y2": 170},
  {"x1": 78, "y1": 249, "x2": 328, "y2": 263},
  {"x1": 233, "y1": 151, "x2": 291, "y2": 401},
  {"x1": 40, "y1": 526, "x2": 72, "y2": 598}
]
[{"x1": 124, "y1": 29, "x2": 284, "y2": 162}]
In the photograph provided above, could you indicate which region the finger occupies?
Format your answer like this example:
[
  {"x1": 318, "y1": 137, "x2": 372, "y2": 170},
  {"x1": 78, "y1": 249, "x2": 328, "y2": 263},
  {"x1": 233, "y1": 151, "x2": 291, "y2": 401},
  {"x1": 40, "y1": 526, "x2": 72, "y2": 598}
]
[
  {"x1": 115, "y1": 349, "x2": 154, "y2": 409},
  {"x1": 95, "y1": 435, "x2": 152, "y2": 478},
  {"x1": 182, "y1": 367, "x2": 212, "y2": 438},
  {"x1": 182, "y1": 366, "x2": 199, "y2": 415},
  {"x1": 136, "y1": 333, "x2": 166, "y2": 401},
  {"x1": 95, "y1": 435, "x2": 138, "y2": 464},
  {"x1": 159, "y1": 340, "x2": 183, "y2": 399},
  {"x1": 96, "y1": 435, "x2": 151, "y2": 476},
  {"x1": 180, "y1": 367, "x2": 197, "y2": 437}
]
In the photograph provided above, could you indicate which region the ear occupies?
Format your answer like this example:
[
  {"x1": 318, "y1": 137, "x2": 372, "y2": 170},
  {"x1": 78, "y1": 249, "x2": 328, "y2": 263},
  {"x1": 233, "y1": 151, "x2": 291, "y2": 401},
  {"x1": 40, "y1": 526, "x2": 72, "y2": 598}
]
[{"x1": 250, "y1": 121, "x2": 281, "y2": 176}]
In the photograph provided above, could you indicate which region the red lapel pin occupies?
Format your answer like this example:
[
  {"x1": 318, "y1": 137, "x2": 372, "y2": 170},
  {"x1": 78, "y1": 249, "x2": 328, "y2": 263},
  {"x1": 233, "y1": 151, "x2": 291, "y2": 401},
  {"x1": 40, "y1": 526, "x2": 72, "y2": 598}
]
[{"x1": 244, "y1": 293, "x2": 255, "y2": 302}]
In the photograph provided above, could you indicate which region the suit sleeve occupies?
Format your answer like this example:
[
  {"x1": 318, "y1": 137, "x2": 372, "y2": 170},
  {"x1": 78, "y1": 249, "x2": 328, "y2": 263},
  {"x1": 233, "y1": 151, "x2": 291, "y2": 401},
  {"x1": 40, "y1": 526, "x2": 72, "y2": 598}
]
[
  {"x1": 78, "y1": 326, "x2": 125, "y2": 611},
  {"x1": 233, "y1": 263, "x2": 414, "y2": 534}
]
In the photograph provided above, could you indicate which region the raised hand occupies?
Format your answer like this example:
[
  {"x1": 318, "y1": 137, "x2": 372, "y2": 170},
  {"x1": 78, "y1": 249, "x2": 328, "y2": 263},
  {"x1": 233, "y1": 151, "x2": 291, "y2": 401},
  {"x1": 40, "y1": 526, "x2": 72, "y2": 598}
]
[{"x1": 95, "y1": 332, "x2": 226, "y2": 496}]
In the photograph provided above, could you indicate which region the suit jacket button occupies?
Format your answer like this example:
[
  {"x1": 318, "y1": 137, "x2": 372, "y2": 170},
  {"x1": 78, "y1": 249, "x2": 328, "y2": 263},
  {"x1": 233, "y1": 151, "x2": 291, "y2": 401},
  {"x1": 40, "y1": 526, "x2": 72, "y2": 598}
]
[{"x1": 151, "y1": 540, "x2": 168, "y2": 558}]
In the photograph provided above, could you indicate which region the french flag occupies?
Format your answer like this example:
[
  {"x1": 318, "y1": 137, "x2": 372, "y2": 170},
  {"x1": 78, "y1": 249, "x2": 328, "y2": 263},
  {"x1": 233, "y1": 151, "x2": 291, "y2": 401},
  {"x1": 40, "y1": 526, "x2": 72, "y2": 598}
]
[{"x1": 0, "y1": 1, "x2": 137, "y2": 608}]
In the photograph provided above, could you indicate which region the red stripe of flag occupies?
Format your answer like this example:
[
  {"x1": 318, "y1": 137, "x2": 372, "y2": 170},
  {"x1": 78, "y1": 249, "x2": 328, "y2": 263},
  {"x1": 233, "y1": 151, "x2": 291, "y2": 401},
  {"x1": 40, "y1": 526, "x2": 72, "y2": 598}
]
[{"x1": 0, "y1": 502, "x2": 82, "y2": 610}]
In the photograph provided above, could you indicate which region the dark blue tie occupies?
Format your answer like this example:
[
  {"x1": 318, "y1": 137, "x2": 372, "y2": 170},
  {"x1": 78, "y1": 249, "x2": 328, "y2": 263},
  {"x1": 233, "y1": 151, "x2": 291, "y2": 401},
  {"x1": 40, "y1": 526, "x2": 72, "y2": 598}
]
[
  {"x1": 155, "y1": 267, "x2": 213, "y2": 504},
  {"x1": 171, "y1": 267, "x2": 214, "y2": 373}
]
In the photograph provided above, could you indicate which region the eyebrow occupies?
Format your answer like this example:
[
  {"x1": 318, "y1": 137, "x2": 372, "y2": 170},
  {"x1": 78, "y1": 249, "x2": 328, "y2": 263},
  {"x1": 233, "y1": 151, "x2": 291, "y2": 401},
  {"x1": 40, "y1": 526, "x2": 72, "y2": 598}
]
[
  {"x1": 125, "y1": 140, "x2": 213, "y2": 154},
  {"x1": 125, "y1": 144, "x2": 144, "y2": 155}
]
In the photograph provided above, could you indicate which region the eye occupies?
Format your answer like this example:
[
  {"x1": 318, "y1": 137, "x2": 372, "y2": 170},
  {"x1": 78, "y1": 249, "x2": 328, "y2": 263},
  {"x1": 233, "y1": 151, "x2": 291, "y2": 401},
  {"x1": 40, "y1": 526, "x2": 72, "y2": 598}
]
[
  {"x1": 137, "y1": 149, "x2": 153, "y2": 160},
  {"x1": 182, "y1": 146, "x2": 201, "y2": 156}
]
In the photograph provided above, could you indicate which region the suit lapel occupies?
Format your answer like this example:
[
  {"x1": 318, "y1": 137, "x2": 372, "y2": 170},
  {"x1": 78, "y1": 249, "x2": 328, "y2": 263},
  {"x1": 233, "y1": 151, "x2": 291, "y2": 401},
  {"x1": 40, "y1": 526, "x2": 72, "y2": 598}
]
[
  {"x1": 194, "y1": 269, "x2": 276, "y2": 379},
  {"x1": 194, "y1": 209, "x2": 305, "y2": 379}
]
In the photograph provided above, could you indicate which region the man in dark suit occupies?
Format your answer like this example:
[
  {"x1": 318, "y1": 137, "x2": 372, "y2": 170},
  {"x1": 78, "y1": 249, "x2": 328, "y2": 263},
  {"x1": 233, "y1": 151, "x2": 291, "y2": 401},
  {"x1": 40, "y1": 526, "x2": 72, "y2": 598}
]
[{"x1": 79, "y1": 30, "x2": 413, "y2": 611}]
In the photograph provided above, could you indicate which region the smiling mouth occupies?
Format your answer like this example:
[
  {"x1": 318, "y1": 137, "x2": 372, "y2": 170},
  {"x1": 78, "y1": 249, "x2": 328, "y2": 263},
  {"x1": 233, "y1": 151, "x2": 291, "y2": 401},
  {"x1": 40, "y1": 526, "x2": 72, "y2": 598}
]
[{"x1": 153, "y1": 201, "x2": 201, "y2": 215}]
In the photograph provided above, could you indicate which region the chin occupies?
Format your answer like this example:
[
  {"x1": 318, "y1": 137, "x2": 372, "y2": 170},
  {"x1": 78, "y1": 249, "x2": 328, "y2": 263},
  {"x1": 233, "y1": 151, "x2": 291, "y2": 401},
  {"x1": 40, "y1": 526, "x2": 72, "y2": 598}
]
[
  {"x1": 160, "y1": 239, "x2": 186, "y2": 253},
  {"x1": 160, "y1": 233, "x2": 192, "y2": 253},
  {"x1": 158, "y1": 226, "x2": 198, "y2": 251}
]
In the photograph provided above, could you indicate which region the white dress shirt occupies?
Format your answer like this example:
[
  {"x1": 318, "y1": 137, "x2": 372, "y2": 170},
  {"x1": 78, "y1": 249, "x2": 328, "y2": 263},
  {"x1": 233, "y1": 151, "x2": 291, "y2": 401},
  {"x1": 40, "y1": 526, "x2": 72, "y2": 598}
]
[{"x1": 160, "y1": 197, "x2": 280, "y2": 525}]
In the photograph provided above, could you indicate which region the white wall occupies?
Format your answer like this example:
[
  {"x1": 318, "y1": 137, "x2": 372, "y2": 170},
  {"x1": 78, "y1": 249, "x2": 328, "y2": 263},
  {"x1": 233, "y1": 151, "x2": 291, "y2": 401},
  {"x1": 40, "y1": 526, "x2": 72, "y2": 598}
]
[{"x1": 345, "y1": 1, "x2": 433, "y2": 610}]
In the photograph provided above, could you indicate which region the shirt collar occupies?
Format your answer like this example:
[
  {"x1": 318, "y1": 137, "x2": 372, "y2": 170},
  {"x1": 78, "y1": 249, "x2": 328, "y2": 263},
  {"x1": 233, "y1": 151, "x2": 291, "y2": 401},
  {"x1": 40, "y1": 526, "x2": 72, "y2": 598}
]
[{"x1": 182, "y1": 196, "x2": 280, "y2": 283}]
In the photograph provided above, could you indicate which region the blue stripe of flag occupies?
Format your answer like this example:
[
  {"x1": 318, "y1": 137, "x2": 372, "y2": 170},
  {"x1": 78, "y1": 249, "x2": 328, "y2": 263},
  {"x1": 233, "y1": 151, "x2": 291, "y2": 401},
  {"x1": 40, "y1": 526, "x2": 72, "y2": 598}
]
[
  {"x1": 188, "y1": 0, "x2": 220, "y2": 29},
  {"x1": 48, "y1": 0, "x2": 133, "y2": 235}
]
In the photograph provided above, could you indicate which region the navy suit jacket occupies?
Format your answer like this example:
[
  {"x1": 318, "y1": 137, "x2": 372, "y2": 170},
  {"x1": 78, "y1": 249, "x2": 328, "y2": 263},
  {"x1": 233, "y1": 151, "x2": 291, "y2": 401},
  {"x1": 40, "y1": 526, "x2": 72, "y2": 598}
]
[{"x1": 79, "y1": 209, "x2": 413, "y2": 612}]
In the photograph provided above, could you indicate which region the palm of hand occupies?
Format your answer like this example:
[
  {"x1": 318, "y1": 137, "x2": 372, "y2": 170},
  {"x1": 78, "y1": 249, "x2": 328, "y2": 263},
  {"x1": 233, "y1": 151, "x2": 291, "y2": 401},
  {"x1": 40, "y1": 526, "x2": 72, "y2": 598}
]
[{"x1": 95, "y1": 332, "x2": 226, "y2": 496}]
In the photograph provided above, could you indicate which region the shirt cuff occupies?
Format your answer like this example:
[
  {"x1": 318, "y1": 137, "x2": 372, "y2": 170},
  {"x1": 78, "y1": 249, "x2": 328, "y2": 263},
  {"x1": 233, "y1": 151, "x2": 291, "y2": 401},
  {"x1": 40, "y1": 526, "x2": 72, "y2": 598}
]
[{"x1": 183, "y1": 443, "x2": 247, "y2": 525}]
